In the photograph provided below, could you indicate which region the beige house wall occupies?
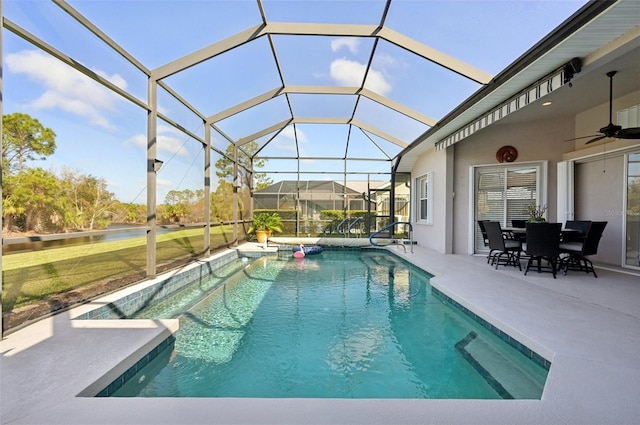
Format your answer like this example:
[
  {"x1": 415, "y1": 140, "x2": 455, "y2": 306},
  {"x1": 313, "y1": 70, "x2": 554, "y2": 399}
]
[
  {"x1": 574, "y1": 157, "x2": 625, "y2": 265},
  {"x1": 412, "y1": 80, "x2": 640, "y2": 266},
  {"x1": 450, "y1": 115, "x2": 575, "y2": 255},
  {"x1": 569, "y1": 89, "x2": 640, "y2": 266},
  {"x1": 412, "y1": 89, "x2": 640, "y2": 267},
  {"x1": 574, "y1": 90, "x2": 639, "y2": 149},
  {"x1": 411, "y1": 145, "x2": 451, "y2": 253}
]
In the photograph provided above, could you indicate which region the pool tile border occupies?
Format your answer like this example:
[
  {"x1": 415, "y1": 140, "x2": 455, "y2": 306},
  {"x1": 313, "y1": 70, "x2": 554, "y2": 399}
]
[
  {"x1": 95, "y1": 335, "x2": 176, "y2": 397},
  {"x1": 75, "y1": 251, "x2": 240, "y2": 321}
]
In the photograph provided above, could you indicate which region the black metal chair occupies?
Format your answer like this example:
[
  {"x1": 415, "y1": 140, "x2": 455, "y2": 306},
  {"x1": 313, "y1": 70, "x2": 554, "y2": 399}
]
[
  {"x1": 523, "y1": 222, "x2": 562, "y2": 278},
  {"x1": 563, "y1": 220, "x2": 591, "y2": 243},
  {"x1": 478, "y1": 220, "x2": 493, "y2": 263},
  {"x1": 484, "y1": 221, "x2": 522, "y2": 270},
  {"x1": 509, "y1": 219, "x2": 528, "y2": 244},
  {"x1": 511, "y1": 219, "x2": 527, "y2": 228},
  {"x1": 560, "y1": 221, "x2": 607, "y2": 277}
]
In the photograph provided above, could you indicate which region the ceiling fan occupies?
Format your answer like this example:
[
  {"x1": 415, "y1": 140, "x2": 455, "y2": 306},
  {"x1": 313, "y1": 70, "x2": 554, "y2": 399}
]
[{"x1": 570, "y1": 70, "x2": 640, "y2": 144}]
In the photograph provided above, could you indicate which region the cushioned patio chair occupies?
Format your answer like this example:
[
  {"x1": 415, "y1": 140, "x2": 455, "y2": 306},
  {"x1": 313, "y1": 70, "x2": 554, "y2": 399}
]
[
  {"x1": 523, "y1": 222, "x2": 562, "y2": 278},
  {"x1": 560, "y1": 221, "x2": 607, "y2": 277},
  {"x1": 484, "y1": 221, "x2": 522, "y2": 270}
]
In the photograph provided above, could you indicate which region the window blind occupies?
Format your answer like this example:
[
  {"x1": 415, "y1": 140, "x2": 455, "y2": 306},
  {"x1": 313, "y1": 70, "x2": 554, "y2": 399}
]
[{"x1": 474, "y1": 165, "x2": 539, "y2": 252}]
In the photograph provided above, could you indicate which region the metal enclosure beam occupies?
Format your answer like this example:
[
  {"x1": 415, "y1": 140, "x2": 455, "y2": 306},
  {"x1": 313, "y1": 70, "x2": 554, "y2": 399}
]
[
  {"x1": 146, "y1": 79, "x2": 159, "y2": 278},
  {"x1": 204, "y1": 124, "x2": 212, "y2": 255}
]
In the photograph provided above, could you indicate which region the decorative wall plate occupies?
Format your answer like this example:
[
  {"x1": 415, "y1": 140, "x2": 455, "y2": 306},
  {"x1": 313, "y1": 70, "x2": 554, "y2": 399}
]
[{"x1": 496, "y1": 145, "x2": 518, "y2": 163}]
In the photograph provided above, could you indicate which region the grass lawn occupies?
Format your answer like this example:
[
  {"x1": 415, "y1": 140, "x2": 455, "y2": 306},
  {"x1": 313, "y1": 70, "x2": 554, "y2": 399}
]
[{"x1": 2, "y1": 226, "x2": 239, "y2": 312}]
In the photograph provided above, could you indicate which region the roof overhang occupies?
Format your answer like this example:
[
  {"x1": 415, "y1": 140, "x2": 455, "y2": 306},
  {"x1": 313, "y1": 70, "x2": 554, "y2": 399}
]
[{"x1": 394, "y1": 0, "x2": 640, "y2": 173}]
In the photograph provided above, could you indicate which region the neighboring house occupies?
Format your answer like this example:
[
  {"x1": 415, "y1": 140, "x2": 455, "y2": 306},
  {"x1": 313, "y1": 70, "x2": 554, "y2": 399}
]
[
  {"x1": 253, "y1": 180, "x2": 389, "y2": 219},
  {"x1": 253, "y1": 179, "x2": 412, "y2": 235},
  {"x1": 395, "y1": 1, "x2": 640, "y2": 269}
]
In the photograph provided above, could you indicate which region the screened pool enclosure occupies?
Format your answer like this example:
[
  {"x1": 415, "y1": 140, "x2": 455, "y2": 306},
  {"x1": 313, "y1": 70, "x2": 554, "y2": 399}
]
[
  {"x1": 3, "y1": 0, "x2": 593, "y2": 331},
  {"x1": 2, "y1": 0, "x2": 491, "y2": 270}
]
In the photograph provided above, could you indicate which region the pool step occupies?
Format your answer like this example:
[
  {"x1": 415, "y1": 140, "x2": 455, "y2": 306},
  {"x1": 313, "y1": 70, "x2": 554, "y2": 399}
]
[{"x1": 455, "y1": 332, "x2": 546, "y2": 399}]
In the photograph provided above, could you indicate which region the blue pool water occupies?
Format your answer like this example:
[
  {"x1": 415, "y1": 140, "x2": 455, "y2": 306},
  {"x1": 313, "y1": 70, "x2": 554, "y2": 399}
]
[{"x1": 110, "y1": 250, "x2": 548, "y2": 398}]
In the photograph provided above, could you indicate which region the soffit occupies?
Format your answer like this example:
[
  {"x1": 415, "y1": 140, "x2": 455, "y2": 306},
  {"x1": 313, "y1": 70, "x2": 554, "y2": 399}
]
[{"x1": 395, "y1": 0, "x2": 640, "y2": 173}]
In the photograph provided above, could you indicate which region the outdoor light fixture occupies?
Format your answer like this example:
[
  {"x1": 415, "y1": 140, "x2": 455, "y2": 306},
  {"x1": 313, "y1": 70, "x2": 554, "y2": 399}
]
[
  {"x1": 543, "y1": 101, "x2": 552, "y2": 106},
  {"x1": 153, "y1": 159, "x2": 164, "y2": 172}
]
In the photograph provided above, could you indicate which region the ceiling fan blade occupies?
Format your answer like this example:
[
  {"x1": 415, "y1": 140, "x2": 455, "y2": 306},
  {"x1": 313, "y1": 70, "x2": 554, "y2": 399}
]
[
  {"x1": 585, "y1": 135, "x2": 607, "y2": 145},
  {"x1": 563, "y1": 134, "x2": 601, "y2": 142},
  {"x1": 616, "y1": 127, "x2": 640, "y2": 139}
]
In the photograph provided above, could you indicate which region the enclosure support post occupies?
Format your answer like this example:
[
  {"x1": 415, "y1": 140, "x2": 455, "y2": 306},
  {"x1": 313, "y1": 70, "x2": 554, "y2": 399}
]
[
  {"x1": 232, "y1": 144, "x2": 239, "y2": 246},
  {"x1": 296, "y1": 155, "x2": 301, "y2": 237},
  {"x1": 0, "y1": 0, "x2": 4, "y2": 338},
  {"x1": 146, "y1": 79, "x2": 158, "y2": 278},
  {"x1": 203, "y1": 122, "x2": 211, "y2": 255},
  {"x1": 390, "y1": 167, "x2": 396, "y2": 236}
]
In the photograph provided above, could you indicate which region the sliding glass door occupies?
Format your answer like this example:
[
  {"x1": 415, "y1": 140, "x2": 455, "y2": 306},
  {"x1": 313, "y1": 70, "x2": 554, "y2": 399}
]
[{"x1": 625, "y1": 153, "x2": 640, "y2": 269}]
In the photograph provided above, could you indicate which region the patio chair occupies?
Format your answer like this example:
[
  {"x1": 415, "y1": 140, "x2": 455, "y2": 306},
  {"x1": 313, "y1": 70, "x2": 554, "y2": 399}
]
[
  {"x1": 511, "y1": 219, "x2": 527, "y2": 228},
  {"x1": 523, "y1": 222, "x2": 562, "y2": 278},
  {"x1": 484, "y1": 221, "x2": 522, "y2": 270},
  {"x1": 563, "y1": 220, "x2": 591, "y2": 243},
  {"x1": 559, "y1": 221, "x2": 607, "y2": 277},
  {"x1": 509, "y1": 219, "x2": 528, "y2": 244},
  {"x1": 477, "y1": 220, "x2": 492, "y2": 263}
]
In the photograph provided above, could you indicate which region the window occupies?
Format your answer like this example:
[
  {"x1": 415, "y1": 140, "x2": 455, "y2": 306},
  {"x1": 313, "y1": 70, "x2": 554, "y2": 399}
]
[
  {"x1": 416, "y1": 172, "x2": 433, "y2": 224},
  {"x1": 472, "y1": 163, "x2": 546, "y2": 252}
]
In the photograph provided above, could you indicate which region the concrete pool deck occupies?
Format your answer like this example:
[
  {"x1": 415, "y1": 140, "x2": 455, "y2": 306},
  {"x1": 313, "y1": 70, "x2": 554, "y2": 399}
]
[{"x1": 1, "y1": 244, "x2": 639, "y2": 424}]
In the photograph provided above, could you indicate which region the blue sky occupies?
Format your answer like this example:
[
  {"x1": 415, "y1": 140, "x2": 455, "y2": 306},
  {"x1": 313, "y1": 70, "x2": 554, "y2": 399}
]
[{"x1": 3, "y1": 0, "x2": 588, "y2": 203}]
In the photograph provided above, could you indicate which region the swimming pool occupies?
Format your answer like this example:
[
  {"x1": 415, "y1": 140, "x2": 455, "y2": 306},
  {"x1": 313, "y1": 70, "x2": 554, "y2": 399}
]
[{"x1": 104, "y1": 249, "x2": 548, "y2": 399}]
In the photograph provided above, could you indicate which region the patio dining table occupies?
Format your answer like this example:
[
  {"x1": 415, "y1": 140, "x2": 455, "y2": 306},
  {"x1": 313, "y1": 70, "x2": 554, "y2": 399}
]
[
  {"x1": 502, "y1": 226, "x2": 582, "y2": 242},
  {"x1": 502, "y1": 227, "x2": 584, "y2": 248}
]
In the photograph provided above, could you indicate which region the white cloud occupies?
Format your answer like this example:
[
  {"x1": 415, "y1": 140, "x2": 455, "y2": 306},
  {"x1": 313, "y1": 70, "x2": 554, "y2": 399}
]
[
  {"x1": 330, "y1": 59, "x2": 366, "y2": 86},
  {"x1": 363, "y1": 68, "x2": 392, "y2": 96},
  {"x1": 272, "y1": 125, "x2": 308, "y2": 154},
  {"x1": 125, "y1": 126, "x2": 189, "y2": 157},
  {"x1": 157, "y1": 134, "x2": 189, "y2": 157},
  {"x1": 157, "y1": 178, "x2": 174, "y2": 189},
  {"x1": 283, "y1": 125, "x2": 308, "y2": 143},
  {"x1": 330, "y1": 58, "x2": 391, "y2": 96},
  {"x1": 125, "y1": 134, "x2": 146, "y2": 149},
  {"x1": 372, "y1": 52, "x2": 399, "y2": 71},
  {"x1": 6, "y1": 50, "x2": 126, "y2": 130},
  {"x1": 331, "y1": 37, "x2": 359, "y2": 54}
]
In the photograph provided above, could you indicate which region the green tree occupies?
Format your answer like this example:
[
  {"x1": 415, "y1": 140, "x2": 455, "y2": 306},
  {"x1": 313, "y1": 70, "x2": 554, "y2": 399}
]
[
  {"x1": 210, "y1": 180, "x2": 234, "y2": 222},
  {"x1": 214, "y1": 142, "x2": 272, "y2": 220},
  {"x1": 161, "y1": 189, "x2": 198, "y2": 223},
  {"x1": 2, "y1": 168, "x2": 67, "y2": 233},
  {"x1": 122, "y1": 202, "x2": 147, "y2": 223},
  {"x1": 214, "y1": 141, "x2": 273, "y2": 191},
  {"x1": 109, "y1": 201, "x2": 146, "y2": 224},
  {"x1": 2, "y1": 113, "x2": 56, "y2": 175},
  {"x1": 59, "y1": 168, "x2": 115, "y2": 230}
]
